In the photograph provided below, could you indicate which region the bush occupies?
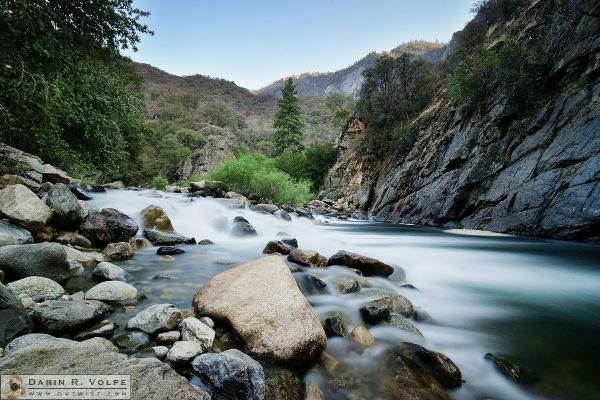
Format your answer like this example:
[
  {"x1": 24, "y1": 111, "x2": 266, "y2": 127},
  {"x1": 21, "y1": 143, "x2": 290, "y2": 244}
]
[
  {"x1": 449, "y1": 47, "x2": 495, "y2": 116},
  {"x1": 275, "y1": 144, "x2": 338, "y2": 191},
  {"x1": 208, "y1": 154, "x2": 312, "y2": 205},
  {"x1": 152, "y1": 176, "x2": 168, "y2": 190}
]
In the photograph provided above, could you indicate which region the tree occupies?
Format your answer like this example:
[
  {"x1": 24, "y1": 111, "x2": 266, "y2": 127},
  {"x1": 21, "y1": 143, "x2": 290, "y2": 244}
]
[
  {"x1": 325, "y1": 92, "x2": 356, "y2": 128},
  {"x1": 272, "y1": 78, "x2": 304, "y2": 156}
]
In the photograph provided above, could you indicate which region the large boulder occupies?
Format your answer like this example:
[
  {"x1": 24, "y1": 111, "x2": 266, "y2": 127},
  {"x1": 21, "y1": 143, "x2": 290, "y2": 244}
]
[
  {"x1": 143, "y1": 228, "x2": 196, "y2": 245},
  {"x1": 0, "y1": 184, "x2": 52, "y2": 232},
  {"x1": 79, "y1": 208, "x2": 139, "y2": 248},
  {"x1": 327, "y1": 250, "x2": 395, "y2": 277},
  {"x1": 0, "y1": 220, "x2": 33, "y2": 246},
  {"x1": 7, "y1": 276, "x2": 65, "y2": 302},
  {"x1": 46, "y1": 183, "x2": 87, "y2": 228},
  {"x1": 0, "y1": 242, "x2": 70, "y2": 284},
  {"x1": 192, "y1": 349, "x2": 265, "y2": 400},
  {"x1": 0, "y1": 334, "x2": 211, "y2": 399},
  {"x1": 140, "y1": 205, "x2": 175, "y2": 232},
  {"x1": 32, "y1": 300, "x2": 112, "y2": 334},
  {"x1": 0, "y1": 144, "x2": 45, "y2": 183},
  {"x1": 0, "y1": 284, "x2": 33, "y2": 347},
  {"x1": 42, "y1": 164, "x2": 71, "y2": 184},
  {"x1": 193, "y1": 256, "x2": 326, "y2": 365},
  {"x1": 127, "y1": 303, "x2": 182, "y2": 334}
]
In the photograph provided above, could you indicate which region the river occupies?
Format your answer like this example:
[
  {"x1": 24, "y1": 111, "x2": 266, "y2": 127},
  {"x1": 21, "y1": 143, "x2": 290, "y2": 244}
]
[{"x1": 89, "y1": 190, "x2": 600, "y2": 400}]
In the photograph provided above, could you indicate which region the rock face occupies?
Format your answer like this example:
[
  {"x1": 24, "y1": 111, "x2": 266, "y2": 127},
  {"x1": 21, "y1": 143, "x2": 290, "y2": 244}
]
[
  {"x1": 32, "y1": 300, "x2": 112, "y2": 334},
  {"x1": 0, "y1": 242, "x2": 70, "y2": 284},
  {"x1": 177, "y1": 128, "x2": 235, "y2": 179},
  {"x1": 127, "y1": 303, "x2": 182, "y2": 333},
  {"x1": 140, "y1": 205, "x2": 175, "y2": 232},
  {"x1": 0, "y1": 284, "x2": 33, "y2": 347},
  {"x1": 0, "y1": 184, "x2": 53, "y2": 232},
  {"x1": 327, "y1": 250, "x2": 394, "y2": 277},
  {"x1": 192, "y1": 349, "x2": 265, "y2": 400},
  {"x1": 320, "y1": 1, "x2": 600, "y2": 242},
  {"x1": 0, "y1": 220, "x2": 33, "y2": 246},
  {"x1": 7, "y1": 276, "x2": 65, "y2": 302},
  {"x1": 79, "y1": 208, "x2": 139, "y2": 248},
  {"x1": 193, "y1": 256, "x2": 327, "y2": 365},
  {"x1": 46, "y1": 182, "x2": 87, "y2": 228},
  {"x1": 0, "y1": 334, "x2": 211, "y2": 399}
]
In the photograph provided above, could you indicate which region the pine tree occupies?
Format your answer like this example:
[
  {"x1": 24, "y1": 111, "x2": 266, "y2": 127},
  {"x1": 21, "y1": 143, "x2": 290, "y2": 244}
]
[{"x1": 272, "y1": 78, "x2": 304, "y2": 156}]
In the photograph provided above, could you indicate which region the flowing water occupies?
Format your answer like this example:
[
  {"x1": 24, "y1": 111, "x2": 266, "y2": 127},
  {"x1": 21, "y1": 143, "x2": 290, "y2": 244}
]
[{"x1": 89, "y1": 190, "x2": 600, "y2": 400}]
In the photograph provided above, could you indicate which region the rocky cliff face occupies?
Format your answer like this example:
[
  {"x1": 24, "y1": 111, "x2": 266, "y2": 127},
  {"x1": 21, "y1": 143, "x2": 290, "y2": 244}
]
[
  {"x1": 322, "y1": 0, "x2": 600, "y2": 241},
  {"x1": 176, "y1": 126, "x2": 235, "y2": 180}
]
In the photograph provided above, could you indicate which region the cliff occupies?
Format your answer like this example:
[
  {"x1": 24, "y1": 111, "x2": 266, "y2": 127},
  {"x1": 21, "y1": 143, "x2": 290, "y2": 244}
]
[{"x1": 321, "y1": 0, "x2": 600, "y2": 241}]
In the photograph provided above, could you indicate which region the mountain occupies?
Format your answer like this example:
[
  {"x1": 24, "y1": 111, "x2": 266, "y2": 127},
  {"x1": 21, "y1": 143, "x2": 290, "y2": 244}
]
[
  {"x1": 256, "y1": 40, "x2": 446, "y2": 98},
  {"x1": 320, "y1": 0, "x2": 600, "y2": 242}
]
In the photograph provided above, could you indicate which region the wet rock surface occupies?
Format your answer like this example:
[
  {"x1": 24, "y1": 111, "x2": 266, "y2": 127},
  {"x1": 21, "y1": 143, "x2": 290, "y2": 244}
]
[
  {"x1": 144, "y1": 228, "x2": 196, "y2": 245},
  {"x1": 32, "y1": 300, "x2": 112, "y2": 334},
  {"x1": 287, "y1": 249, "x2": 327, "y2": 268},
  {"x1": 79, "y1": 208, "x2": 139, "y2": 248},
  {"x1": 327, "y1": 250, "x2": 394, "y2": 277}
]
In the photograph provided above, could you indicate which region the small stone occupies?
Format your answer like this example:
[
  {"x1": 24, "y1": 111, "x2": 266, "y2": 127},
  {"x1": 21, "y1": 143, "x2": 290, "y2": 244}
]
[
  {"x1": 156, "y1": 246, "x2": 185, "y2": 255},
  {"x1": 73, "y1": 320, "x2": 117, "y2": 340},
  {"x1": 280, "y1": 238, "x2": 298, "y2": 248},
  {"x1": 84, "y1": 281, "x2": 138, "y2": 304},
  {"x1": 334, "y1": 277, "x2": 361, "y2": 294},
  {"x1": 231, "y1": 216, "x2": 257, "y2": 236},
  {"x1": 152, "y1": 345, "x2": 169, "y2": 359},
  {"x1": 103, "y1": 242, "x2": 134, "y2": 261},
  {"x1": 157, "y1": 331, "x2": 181, "y2": 345},
  {"x1": 327, "y1": 250, "x2": 394, "y2": 277},
  {"x1": 7, "y1": 276, "x2": 65, "y2": 302},
  {"x1": 166, "y1": 340, "x2": 203, "y2": 363},
  {"x1": 129, "y1": 237, "x2": 151, "y2": 250},
  {"x1": 198, "y1": 239, "x2": 214, "y2": 245},
  {"x1": 127, "y1": 304, "x2": 182, "y2": 334},
  {"x1": 180, "y1": 317, "x2": 215, "y2": 351},
  {"x1": 405, "y1": 344, "x2": 462, "y2": 389},
  {"x1": 360, "y1": 298, "x2": 392, "y2": 323},
  {"x1": 114, "y1": 331, "x2": 150, "y2": 352},
  {"x1": 71, "y1": 291, "x2": 84, "y2": 301},
  {"x1": 199, "y1": 317, "x2": 214, "y2": 328},
  {"x1": 323, "y1": 313, "x2": 348, "y2": 337},
  {"x1": 350, "y1": 326, "x2": 374, "y2": 347},
  {"x1": 153, "y1": 274, "x2": 176, "y2": 280},
  {"x1": 20, "y1": 297, "x2": 36, "y2": 308},
  {"x1": 140, "y1": 205, "x2": 175, "y2": 232},
  {"x1": 92, "y1": 262, "x2": 127, "y2": 281},
  {"x1": 287, "y1": 249, "x2": 327, "y2": 268},
  {"x1": 250, "y1": 204, "x2": 279, "y2": 213}
]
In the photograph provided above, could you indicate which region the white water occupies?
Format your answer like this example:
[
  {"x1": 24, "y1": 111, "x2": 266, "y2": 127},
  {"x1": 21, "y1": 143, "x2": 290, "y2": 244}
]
[{"x1": 91, "y1": 190, "x2": 600, "y2": 400}]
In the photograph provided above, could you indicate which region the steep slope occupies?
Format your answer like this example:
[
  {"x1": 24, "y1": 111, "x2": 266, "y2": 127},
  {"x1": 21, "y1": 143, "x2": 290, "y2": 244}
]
[
  {"x1": 321, "y1": 0, "x2": 600, "y2": 241},
  {"x1": 257, "y1": 41, "x2": 445, "y2": 98}
]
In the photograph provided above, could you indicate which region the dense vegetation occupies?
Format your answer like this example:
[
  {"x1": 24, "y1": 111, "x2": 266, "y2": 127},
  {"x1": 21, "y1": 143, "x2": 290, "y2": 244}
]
[
  {"x1": 272, "y1": 78, "x2": 305, "y2": 156},
  {"x1": 208, "y1": 153, "x2": 312, "y2": 205},
  {"x1": 275, "y1": 144, "x2": 339, "y2": 191},
  {"x1": 0, "y1": 0, "x2": 152, "y2": 177}
]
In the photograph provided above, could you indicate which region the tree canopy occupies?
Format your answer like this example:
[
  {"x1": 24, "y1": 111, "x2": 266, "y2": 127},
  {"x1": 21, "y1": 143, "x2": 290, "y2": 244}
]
[{"x1": 272, "y1": 78, "x2": 304, "y2": 156}]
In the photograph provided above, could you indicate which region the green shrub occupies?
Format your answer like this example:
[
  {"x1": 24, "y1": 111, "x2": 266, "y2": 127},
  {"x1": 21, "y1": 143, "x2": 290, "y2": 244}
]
[
  {"x1": 275, "y1": 151, "x2": 307, "y2": 182},
  {"x1": 208, "y1": 154, "x2": 312, "y2": 205},
  {"x1": 152, "y1": 176, "x2": 168, "y2": 190},
  {"x1": 303, "y1": 144, "x2": 338, "y2": 190},
  {"x1": 449, "y1": 47, "x2": 495, "y2": 116}
]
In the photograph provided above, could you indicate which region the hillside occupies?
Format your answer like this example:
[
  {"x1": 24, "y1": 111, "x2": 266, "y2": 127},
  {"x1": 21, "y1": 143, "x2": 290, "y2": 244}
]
[
  {"x1": 320, "y1": 0, "x2": 600, "y2": 242},
  {"x1": 257, "y1": 40, "x2": 445, "y2": 98}
]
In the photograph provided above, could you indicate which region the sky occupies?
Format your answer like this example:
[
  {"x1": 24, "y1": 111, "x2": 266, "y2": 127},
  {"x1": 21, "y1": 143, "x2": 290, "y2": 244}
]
[{"x1": 123, "y1": 0, "x2": 476, "y2": 90}]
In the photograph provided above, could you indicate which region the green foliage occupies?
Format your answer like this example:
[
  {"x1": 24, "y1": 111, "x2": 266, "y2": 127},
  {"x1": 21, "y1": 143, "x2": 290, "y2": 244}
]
[
  {"x1": 272, "y1": 78, "x2": 304, "y2": 156},
  {"x1": 152, "y1": 176, "x2": 168, "y2": 190},
  {"x1": 203, "y1": 103, "x2": 246, "y2": 131},
  {"x1": 156, "y1": 134, "x2": 191, "y2": 175},
  {"x1": 275, "y1": 151, "x2": 307, "y2": 182},
  {"x1": 449, "y1": 40, "x2": 540, "y2": 116},
  {"x1": 0, "y1": 0, "x2": 152, "y2": 177},
  {"x1": 275, "y1": 144, "x2": 338, "y2": 191},
  {"x1": 325, "y1": 93, "x2": 356, "y2": 128},
  {"x1": 208, "y1": 154, "x2": 312, "y2": 205},
  {"x1": 391, "y1": 124, "x2": 418, "y2": 160}
]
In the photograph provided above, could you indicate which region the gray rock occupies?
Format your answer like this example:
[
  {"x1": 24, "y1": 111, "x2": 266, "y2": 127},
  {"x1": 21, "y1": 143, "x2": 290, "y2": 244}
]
[
  {"x1": 484, "y1": 353, "x2": 521, "y2": 384},
  {"x1": 177, "y1": 131, "x2": 234, "y2": 180},
  {"x1": 114, "y1": 331, "x2": 150, "y2": 352},
  {"x1": 79, "y1": 208, "x2": 139, "y2": 248},
  {"x1": 193, "y1": 256, "x2": 326, "y2": 365},
  {"x1": 231, "y1": 216, "x2": 257, "y2": 236},
  {"x1": 42, "y1": 164, "x2": 70, "y2": 184},
  {"x1": 0, "y1": 220, "x2": 33, "y2": 246},
  {"x1": 0, "y1": 242, "x2": 70, "y2": 284},
  {"x1": 103, "y1": 241, "x2": 134, "y2": 261},
  {"x1": 402, "y1": 343, "x2": 462, "y2": 389},
  {"x1": 127, "y1": 303, "x2": 182, "y2": 333},
  {"x1": 85, "y1": 281, "x2": 138, "y2": 304},
  {"x1": 7, "y1": 276, "x2": 65, "y2": 302},
  {"x1": 143, "y1": 228, "x2": 196, "y2": 245},
  {"x1": 180, "y1": 317, "x2": 215, "y2": 351},
  {"x1": 199, "y1": 316, "x2": 214, "y2": 328},
  {"x1": 280, "y1": 237, "x2": 298, "y2": 248},
  {"x1": 0, "y1": 184, "x2": 52, "y2": 232},
  {"x1": 73, "y1": 320, "x2": 117, "y2": 340},
  {"x1": 251, "y1": 204, "x2": 279, "y2": 213},
  {"x1": 0, "y1": 284, "x2": 33, "y2": 347},
  {"x1": 360, "y1": 298, "x2": 392, "y2": 323},
  {"x1": 152, "y1": 345, "x2": 169, "y2": 359},
  {"x1": 274, "y1": 209, "x2": 292, "y2": 221},
  {"x1": 387, "y1": 314, "x2": 423, "y2": 338},
  {"x1": 32, "y1": 300, "x2": 111, "y2": 334},
  {"x1": 140, "y1": 205, "x2": 175, "y2": 232},
  {"x1": 192, "y1": 349, "x2": 265, "y2": 400},
  {"x1": 166, "y1": 340, "x2": 203, "y2": 363},
  {"x1": 0, "y1": 334, "x2": 211, "y2": 399},
  {"x1": 334, "y1": 277, "x2": 361, "y2": 293},
  {"x1": 46, "y1": 183, "x2": 87, "y2": 228},
  {"x1": 92, "y1": 262, "x2": 127, "y2": 281},
  {"x1": 53, "y1": 231, "x2": 92, "y2": 247},
  {"x1": 129, "y1": 237, "x2": 152, "y2": 250},
  {"x1": 64, "y1": 246, "x2": 105, "y2": 268},
  {"x1": 157, "y1": 330, "x2": 181, "y2": 344},
  {"x1": 262, "y1": 240, "x2": 295, "y2": 255},
  {"x1": 327, "y1": 250, "x2": 394, "y2": 277},
  {"x1": 0, "y1": 269, "x2": 4, "y2": 283},
  {"x1": 287, "y1": 249, "x2": 327, "y2": 268}
]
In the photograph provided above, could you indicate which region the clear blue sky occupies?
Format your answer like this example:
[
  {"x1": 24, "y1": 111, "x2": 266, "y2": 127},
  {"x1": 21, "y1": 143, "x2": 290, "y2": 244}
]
[{"x1": 123, "y1": 0, "x2": 475, "y2": 90}]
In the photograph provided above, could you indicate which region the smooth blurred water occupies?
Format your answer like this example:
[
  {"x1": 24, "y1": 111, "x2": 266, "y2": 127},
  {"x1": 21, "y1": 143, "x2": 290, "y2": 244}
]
[{"x1": 90, "y1": 190, "x2": 600, "y2": 400}]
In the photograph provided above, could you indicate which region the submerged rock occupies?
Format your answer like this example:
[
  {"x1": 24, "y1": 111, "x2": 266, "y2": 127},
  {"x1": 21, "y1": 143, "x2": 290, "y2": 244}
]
[
  {"x1": 387, "y1": 315, "x2": 423, "y2": 338},
  {"x1": 79, "y1": 208, "x2": 139, "y2": 248},
  {"x1": 127, "y1": 303, "x2": 182, "y2": 334},
  {"x1": 114, "y1": 331, "x2": 150, "y2": 352},
  {"x1": 157, "y1": 246, "x2": 185, "y2": 255},
  {"x1": 192, "y1": 349, "x2": 265, "y2": 400},
  {"x1": 0, "y1": 184, "x2": 52, "y2": 232},
  {"x1": 287, "y1": 249, "x2": 327, "y2": 268},
  {"x1": 484, "y1": 353, "x2": 521, "y2": 384},
  {"x1": 280, "y1": 237, "x2": 298, "y2": 248},
  {"x1": 323, "y1": 313, "x2": 348, "y2": 337},
  {"x1": 143, "y1": 228, "x2": 196, "y2": 245},
  {"x1": 7, "y1": 276, "x2": 65, "y2": 302},
  {"x1": 0, "y1": 284, "x2": 33, "y2": 347},
  {"x1": 402, "y1": 343, "x2": 462, "y2": 389},
  {"x1": 0, "y1": 220, "x2": 33, "y2": 247},
  {"x1": 0, "y1": 334, "x2": 210, "y2": 399},
  {"x1": 274, "y1": 209, "x2": 292, "y2": 221},
  {"x1": 360, "y1": 298, "x2": 392, "y2": 323},
  {"x1": 0, "y1": 242, "x2": 70, "y2": 284},
  {"x1": 327, "y1": 250, "x2": 394, "y2": 277},
  {"x1": 129, "y1": 237, "x2": 152, "y2": 250},
  {"x1": 73, "y1": 320, "x2": 117, "y2": 340},
  {"x1": 350, "y1": 326, "x2": 374, "y2": 347},
  {"x1": 334, "y1": 277, "x2": 361, "y2": 294},
  {"x1": 140, "y1": 205, "x2": 175, "y2": 232},
  {"x1": 32, "y1": 300, "x2": 111, "y2": 334},
  {"x1": 193, "y1": 256, "x2": 326, "y2": 365}
]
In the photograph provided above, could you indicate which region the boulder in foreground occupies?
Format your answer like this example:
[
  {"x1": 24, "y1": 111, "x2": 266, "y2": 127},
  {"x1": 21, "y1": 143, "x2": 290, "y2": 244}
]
[
  {"x1": 0, "y1": 242, "x2": 70, "y2": 284},
  {"x1": 193, "y1": 256, "x2": 326, "y2": 365}
]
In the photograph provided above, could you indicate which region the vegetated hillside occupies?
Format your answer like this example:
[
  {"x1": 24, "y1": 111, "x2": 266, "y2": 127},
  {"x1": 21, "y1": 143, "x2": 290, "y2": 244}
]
[
  {"x1": 321, "y1": 0, "x2": 600, "y2": 242},
  {"x1": 257, "y1": 40, "x2": 445, "y2": 98}
]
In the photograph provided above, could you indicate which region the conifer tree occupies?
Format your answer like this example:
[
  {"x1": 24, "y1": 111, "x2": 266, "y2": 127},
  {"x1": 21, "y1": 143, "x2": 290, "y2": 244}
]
[{"x1": 272, "y1": 78, "x2": 304, "y2": 156}]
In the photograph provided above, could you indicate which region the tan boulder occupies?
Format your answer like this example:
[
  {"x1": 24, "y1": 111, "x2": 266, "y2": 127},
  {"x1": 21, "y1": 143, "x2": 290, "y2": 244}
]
[{"x1": 0, "y1": 184, "x2": 52, "y2": 232}]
